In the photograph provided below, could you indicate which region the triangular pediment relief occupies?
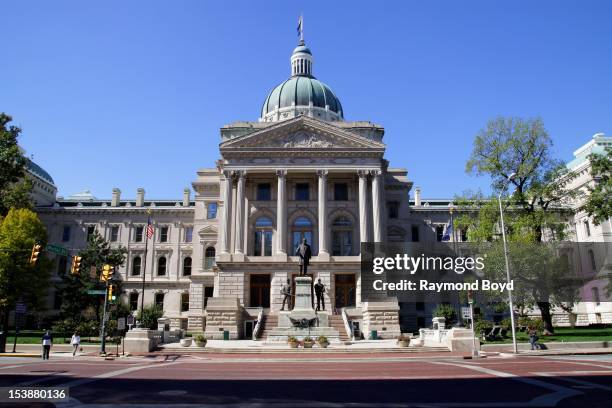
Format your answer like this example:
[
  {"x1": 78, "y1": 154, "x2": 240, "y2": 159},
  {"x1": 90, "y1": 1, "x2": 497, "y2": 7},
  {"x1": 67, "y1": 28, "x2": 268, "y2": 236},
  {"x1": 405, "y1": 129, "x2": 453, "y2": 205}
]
[
  {"x1": 220, "y1": 116, "x2": 385, "y2": 151},
  {"x1": 198, "y1": 225, "x2": 218, "y2": 237}
]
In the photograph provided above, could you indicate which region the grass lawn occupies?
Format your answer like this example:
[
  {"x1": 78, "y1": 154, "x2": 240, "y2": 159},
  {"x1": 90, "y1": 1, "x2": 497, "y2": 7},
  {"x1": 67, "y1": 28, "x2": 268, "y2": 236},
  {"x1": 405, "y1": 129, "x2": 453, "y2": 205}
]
[
  {"x1": 5, "y1": 331, "x2": 103, "y2": 345},
  {"x1": 484, "y1": 326, "x2": 612, "y2": 344}
]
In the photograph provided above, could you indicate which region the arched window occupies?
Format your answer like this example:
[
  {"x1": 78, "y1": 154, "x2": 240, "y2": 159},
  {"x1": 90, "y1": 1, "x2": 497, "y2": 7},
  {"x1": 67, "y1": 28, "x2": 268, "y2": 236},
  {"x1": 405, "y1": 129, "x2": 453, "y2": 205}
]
[
  {"x1": 183, "y1": 256, "x2": 192, "y2": 276},
  {"x1": 157, "y1": 256, "x2": 166, "y2": 276},
  {"x1": 132, "y1": 256, "x2": 141, "y2": 276},
  {"x1": 332, "y1": 217, "x2": 353, "y2": 256},
  {"x1": 292, "y1": 216, "x2": 313, "y2": 253},
  {"x1": 204, "y1": 247, "x2": 216, "y2": 270},
  {"x1": 254, "y1": 217, "x2": 273, "y2": 256}
]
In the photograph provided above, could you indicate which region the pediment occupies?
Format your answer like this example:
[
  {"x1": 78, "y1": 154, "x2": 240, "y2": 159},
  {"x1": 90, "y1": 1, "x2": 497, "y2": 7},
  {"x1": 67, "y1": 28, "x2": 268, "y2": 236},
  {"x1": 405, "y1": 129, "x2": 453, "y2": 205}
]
[
  {"x1": 198, "y1": 225, "x2": 218, "y2": 237},
  {"x1": 220, "y1": 116, "x2": 385, "y2": 152}
]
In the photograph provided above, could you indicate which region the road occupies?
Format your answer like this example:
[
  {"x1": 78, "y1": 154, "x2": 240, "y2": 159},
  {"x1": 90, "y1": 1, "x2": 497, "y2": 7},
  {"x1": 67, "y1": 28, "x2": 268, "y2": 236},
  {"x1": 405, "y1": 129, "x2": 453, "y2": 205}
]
[{"x1": 0, "y1": 352, "x2": 611, "y2": 407}]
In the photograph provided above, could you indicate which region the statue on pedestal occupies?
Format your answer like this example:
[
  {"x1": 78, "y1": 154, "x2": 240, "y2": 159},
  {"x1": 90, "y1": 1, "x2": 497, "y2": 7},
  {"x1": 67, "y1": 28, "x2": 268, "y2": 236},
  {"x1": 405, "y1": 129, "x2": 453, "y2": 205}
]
[
  {"x1": 314, "y1": 278, "x2": 326, "y2": 311},
  {"x1": 295, "y1": 237, "x2": 312, "y2": 276},
  {"x1": 280, "y1": 278, "x2": 292, "y2": 311}
]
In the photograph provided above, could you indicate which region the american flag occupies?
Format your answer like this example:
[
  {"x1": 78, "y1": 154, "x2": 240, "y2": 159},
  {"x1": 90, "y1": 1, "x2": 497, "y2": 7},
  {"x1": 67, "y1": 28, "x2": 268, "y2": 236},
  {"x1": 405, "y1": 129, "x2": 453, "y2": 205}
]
[{"x1": 146, "y1": 216, "x2": 154, "y2": 239}]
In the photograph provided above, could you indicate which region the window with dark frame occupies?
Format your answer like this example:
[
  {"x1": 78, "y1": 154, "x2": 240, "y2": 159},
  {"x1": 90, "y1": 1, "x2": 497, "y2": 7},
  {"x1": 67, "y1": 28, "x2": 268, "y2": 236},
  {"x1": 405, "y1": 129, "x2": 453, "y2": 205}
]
[
  {"x1": 388, "y1": 201, "x2": 399, "y2": 219},
  {"x1": 181, "y1": 293, "x2": 190, "y2": 312},
  {"x1": 155, "y1": 293, "x2": 164, "y2": 309},
  {"x1": 129, "y1": 292, "x2": 139, "y2": 311},
  {"x1": 157, "y1": 256, "x2": 167, "y2": 276},
  {"x1": 183, "y1": 256, "x2": 192, "y2": 276},
  {"x1": 334, "y1": 183, "x2": 348, "y2": 201},
  {"x1": 110, "y1": 225, "x2": 119, "y2": 242},
  {"x1": 257, "y1": 183, "x2": 272, "y2": 201},
  {"x1": 184, "y1": 226, "x2": 193, "y2": 242},
  {"x1": 62, "y1": 225, "x2": 71, "y2": 242},
  {"x1": 135, "y1": 226, "x2": 144, "y2": 242},
  {"x1": 436, "y1": 225, "x2": 444, "y2": 242},
  {"x1": 207, "y1": 203, "x2": 217, "y2": 219},
  {"x1": 160, "y1": 226, "x2": 169, "y2": 242},
  {"x1": 204, "y1": 247, "x2": 216, "y2": 270},
  {"x1": 86, "y1": 225, "x2": 96, "y2": 241},
  {"x1": 295, "y1": 183, "x2": 309, "y2": 200},
  {"x1": 411, "y1": 225, "x2": 420, "y2": 242},
  {"x1": 132, "y1": 256, "x2": 141, "y2": 276}
]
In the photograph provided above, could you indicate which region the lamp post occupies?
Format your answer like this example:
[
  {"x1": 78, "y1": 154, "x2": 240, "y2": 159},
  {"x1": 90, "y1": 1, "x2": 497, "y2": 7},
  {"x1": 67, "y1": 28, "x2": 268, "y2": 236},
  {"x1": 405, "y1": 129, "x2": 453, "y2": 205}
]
[{"x1": 498, "y1": 172, "x2": 518, "y2": 354}]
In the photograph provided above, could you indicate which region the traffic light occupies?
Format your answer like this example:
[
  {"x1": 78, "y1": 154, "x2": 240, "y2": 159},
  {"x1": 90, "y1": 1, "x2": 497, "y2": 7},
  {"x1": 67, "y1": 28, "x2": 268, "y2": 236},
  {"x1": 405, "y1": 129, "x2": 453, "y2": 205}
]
[
  {"x1": 70, "y1": 256, "x2": 82, "y2": 275},
  {"x1": 29, "y1": 243, "x2": 42, "y2": 265},
  {"x1": 101, "y1": 264, "x2": 114, "y2": 282},
  {"x1": 107, "y1": 284, "x2": 117, "y2": 302}
]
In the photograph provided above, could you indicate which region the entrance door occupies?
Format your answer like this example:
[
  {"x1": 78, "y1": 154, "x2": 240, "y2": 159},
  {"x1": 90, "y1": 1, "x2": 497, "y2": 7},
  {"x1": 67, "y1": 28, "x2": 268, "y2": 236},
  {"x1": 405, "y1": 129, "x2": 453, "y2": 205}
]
[
  {"x1": 291, "y1": 273, "x2": 314, "y2": 309},
  {"x1": 335, "y1": 274, "x2": 356, "y2": 309},
  {"x1": 250, "y1": 274, "x2": 271, "y2": 307}
]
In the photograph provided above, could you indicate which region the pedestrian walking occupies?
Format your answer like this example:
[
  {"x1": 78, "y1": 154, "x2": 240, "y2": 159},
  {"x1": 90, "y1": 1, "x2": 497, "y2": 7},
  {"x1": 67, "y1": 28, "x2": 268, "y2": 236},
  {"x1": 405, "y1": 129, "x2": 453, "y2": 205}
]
[
  {"x1": 41, "y1": 330, "x2": 53, "y2": 360},
  {"x1": 70, "y1": 332, "x2": 81, "y2": 357}
]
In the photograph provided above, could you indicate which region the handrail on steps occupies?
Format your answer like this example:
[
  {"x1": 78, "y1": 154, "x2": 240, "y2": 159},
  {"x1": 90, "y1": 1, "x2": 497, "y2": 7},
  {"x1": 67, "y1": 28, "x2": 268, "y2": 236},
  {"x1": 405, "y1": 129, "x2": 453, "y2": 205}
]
[{"x1": 341, "y1": 307, "x2": 352, "y2": 341}]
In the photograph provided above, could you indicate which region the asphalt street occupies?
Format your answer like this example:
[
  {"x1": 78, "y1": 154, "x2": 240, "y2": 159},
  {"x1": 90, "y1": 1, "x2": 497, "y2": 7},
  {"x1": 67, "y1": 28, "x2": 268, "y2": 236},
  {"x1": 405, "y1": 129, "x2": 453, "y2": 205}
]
[{"x1": 0, "y1": 353, "x2": 611, "y2": 407}]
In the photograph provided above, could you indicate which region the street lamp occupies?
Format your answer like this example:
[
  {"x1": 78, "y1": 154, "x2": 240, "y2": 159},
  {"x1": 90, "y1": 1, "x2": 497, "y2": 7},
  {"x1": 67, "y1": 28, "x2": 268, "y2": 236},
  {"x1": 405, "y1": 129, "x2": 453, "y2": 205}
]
[{"x1": 498, "y1": 172, "x2": 518, "y2": 354}]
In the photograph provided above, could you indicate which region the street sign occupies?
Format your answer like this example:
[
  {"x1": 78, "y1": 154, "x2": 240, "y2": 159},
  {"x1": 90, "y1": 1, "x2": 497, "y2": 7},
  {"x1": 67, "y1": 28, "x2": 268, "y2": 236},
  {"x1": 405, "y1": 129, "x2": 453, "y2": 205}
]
[
  {"x1": 15, "y1": 302, "x2": 27, "y2": 314},
  {"x1": 87, "y1": 289, "x2": 106, "y2": 295},
  {"x1": 461, "y1": 307, "x2": 471, "y2": 320},
  {"x1": 46, "y1": 244, "x2": 68, "y2": 257},
  {"x1": 117, "y1": 317, "x2": 126, "y2": 330}
]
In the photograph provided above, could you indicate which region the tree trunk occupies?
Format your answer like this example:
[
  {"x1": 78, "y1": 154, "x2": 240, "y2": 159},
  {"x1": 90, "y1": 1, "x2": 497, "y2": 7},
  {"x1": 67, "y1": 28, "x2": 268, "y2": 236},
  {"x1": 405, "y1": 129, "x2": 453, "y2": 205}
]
[{"x1": 537, "y1": 301, "x2": 554, "y2": 334}]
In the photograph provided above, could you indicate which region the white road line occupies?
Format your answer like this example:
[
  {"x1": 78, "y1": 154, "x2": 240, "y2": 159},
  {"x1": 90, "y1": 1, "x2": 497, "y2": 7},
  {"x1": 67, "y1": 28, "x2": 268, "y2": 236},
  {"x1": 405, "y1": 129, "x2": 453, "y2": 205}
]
[
  {"x1": 432, "y1": 361, "x2": 583, "y2": 407},
  {"x1": 535, "y1": 372, "x2": 612, "y2": 392}
]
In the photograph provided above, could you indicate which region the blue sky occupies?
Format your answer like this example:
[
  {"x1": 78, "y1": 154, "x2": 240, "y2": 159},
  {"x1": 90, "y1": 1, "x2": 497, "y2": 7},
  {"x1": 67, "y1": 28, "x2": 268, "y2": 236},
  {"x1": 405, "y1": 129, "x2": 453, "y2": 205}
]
[{"x1": 2, "y1": 1, "x2": 611, "y2": 199}]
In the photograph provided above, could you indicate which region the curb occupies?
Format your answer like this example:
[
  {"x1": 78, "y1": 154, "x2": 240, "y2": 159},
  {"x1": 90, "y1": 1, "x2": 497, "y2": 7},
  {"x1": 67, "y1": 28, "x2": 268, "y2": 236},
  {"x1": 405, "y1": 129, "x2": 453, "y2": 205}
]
[{"x1": 0, "y1": 353, "x2": 40, "y2": 358}]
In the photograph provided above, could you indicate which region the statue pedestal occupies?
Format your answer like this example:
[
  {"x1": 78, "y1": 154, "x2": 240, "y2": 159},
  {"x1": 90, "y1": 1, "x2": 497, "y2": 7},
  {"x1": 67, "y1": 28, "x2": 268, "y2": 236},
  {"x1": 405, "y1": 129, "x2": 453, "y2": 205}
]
[{"x1": 267, "y1": 276, "x2": 339, "y2": 342}]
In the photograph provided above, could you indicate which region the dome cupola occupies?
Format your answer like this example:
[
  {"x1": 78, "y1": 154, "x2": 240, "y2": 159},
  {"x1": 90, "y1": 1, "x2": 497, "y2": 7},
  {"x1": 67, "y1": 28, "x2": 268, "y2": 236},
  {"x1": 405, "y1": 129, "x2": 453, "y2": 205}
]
[{"x1": 260, "y1": 37, "x2": 343, "y2": 123}]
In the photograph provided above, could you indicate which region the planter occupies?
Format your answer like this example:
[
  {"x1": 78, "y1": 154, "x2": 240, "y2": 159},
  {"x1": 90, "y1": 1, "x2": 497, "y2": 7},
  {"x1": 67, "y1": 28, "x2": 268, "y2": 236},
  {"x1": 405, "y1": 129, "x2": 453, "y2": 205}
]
[
  {"x1": 303, "y1": 341, "x2": 314, "y2": 349},
  {"x1": 180, "y1": 338, "x2": 192, "y2": 347},
  {"x1": 397, "y1": 340, "x2": 410, "y2": 347},
  {"x1": 194, "y1": 340, "x2": 207, "y2": 348},
  {"x1": 318, "y1": 341, "x2": 329, "y2": 348},
  {"x1": 289, "y1": 342, "x2": 299, "y2": 349}
]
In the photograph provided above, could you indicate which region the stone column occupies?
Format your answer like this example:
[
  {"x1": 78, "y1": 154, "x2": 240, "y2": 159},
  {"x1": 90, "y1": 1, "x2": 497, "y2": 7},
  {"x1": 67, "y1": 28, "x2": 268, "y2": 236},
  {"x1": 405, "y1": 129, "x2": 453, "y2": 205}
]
[
  {"x1": 234, "y1": 171, "x2": 246, "y2": 254},
  {"x1": 276, "y1": 170, "x2": 287, "y2": 255},
  {"x1": 371, "y1": 170, "x2": 383, "y2": 242},
  {"x1": 317, "y1": 170, "x2": 329, "y2": 258},
  {"x1": 219, "y1": 170, "x2": 233, "y2": 254},
  {"x1": 358, "y1": 170, "x2": 370, "y2": 244}
]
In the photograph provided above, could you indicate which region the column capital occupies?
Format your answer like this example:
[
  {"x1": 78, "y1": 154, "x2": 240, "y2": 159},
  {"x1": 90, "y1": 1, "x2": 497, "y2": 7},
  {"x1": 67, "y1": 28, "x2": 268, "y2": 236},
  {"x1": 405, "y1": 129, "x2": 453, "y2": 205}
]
[
  {"x1": 276, "y1": 169, "x2": 287, "y2": 178},
  {"x1": 357, "y1": 169, "x2": 370, "y2": 178},
  {"x1": 370, "y1": 169, "x2": 383, "y2": 177},
  {"x1": 235, "y1": 170, "x2": 247, "y2": 179},
  {"x1": 316, "y1": 169, "x2": 329, "y2": 178},
  {"x1": 222, "y1": 169, "x2": 234, "y2": 179}
]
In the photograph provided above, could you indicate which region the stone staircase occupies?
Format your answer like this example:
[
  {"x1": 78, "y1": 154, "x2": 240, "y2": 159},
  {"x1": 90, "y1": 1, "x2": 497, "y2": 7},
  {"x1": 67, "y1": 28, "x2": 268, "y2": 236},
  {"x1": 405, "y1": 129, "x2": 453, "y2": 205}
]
[
  {"x1": 256, "y1": 314, "x2": 278, "y2": 340},
  {"x1": 329, "y1": 315, "x2": 350, "y2": 342}
]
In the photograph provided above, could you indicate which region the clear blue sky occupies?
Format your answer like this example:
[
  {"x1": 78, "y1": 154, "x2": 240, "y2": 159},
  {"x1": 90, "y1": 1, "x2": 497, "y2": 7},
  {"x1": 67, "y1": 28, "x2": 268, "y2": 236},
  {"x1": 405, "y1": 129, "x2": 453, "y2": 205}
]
[{"x1": 2, "y1": 1, "x2": 610, "y2": 199}]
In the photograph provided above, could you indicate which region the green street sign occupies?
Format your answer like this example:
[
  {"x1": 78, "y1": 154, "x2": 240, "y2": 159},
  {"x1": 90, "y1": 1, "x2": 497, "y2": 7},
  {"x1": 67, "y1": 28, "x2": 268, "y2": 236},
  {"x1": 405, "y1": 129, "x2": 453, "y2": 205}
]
[
  {"x1": 46, "y1": 244, "x2": 68, "y2": 256},
  {"x1": 87, "y1": 290, "x2": 106, "y2": 295}
]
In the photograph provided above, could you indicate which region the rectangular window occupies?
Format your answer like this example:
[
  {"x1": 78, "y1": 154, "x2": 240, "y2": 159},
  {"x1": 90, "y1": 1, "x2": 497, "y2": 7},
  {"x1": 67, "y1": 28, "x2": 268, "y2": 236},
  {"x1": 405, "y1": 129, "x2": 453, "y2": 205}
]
[
  {"x1": 388, "y1": 201, "x2": 399, "y2": 219},
  {"x1": 206, "y1": 203, "x2": 217, "y2": 219},
  {"x1": 436, "y1": 225, "x2": 444, "y2": 242},
  {"x1": 334, "y1": 183, "x2": 348, "y2": 201},
  {"x1": 181, "y1": 293, "x2": 190, "y2": 312},
  {"x1": 204, "y1": 286, "x2": 214, "y2": 307},
  {"x1": 129, "y1": 293, "x2": 139, "y2": 311},
  {"x1": 110, "y1": 226, "x2": 119, "y2": 242},
  {"x1": 411, "y1": 225, "x2": 420, "y2": 242},
  {"x1": 160, "y1": 226, "x2": 169, "y2": 242},
  {"x1": 416, "y1": 301, "x2": 425, "y2": 311},
  {"x1": 155, "y1": 293, "x2": 164, "y2": 309},
  {"x1": 86, "y1": 225, "x2": 96, "y2": 241},
  {"x1": 460, "y1": 228, "x2": 468, "y2": 242},
  {"x1": 135, "y1": 226, "x2": 144, "y2": 242},
  {"x1": 57, "y1": 256, "x2": 68, "y2": 275},
  {"x1": 62, "y1": 225, "x2": 71, "y2": 242},
  {"x1": 184, "y1": 226, "x2": 193, "y2": 243},
  {"x1": 295, "y1": 183, "x2": 309, "y2": 200},
  {"x1": 584, "y1": 220, "x2": 591, "y2": 237},
  {"x1": 257, "y1": 183, "x2": 271, "y2": 201}
]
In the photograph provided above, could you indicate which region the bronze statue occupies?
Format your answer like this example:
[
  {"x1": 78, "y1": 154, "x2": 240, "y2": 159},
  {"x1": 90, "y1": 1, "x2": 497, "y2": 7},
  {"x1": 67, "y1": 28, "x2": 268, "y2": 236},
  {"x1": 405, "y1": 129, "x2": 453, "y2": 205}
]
[
  {"x1": 280, "y1": 278, "x2": 292, "y2": 311},
  {"x1": 314, "y1": 278, "x2": 326, "y2": 311},
  {"x1": 295, "y1": 237, "x2": 312, "y2": 276}
]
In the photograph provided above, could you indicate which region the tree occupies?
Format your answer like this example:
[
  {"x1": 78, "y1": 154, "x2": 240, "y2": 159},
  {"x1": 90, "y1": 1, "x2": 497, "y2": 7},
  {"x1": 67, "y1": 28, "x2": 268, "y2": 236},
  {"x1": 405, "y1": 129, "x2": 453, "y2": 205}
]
[
  {"x1": 57, "y1": 232, "x2": 127, "y2": 327},
  {"x1": 0, "y1": 113, "x2": 32, "y2": 215},
  {"x1": 0, "y1": 209, "x2": 52, "y2": 333},
  {"x1": 463, "y1": 117, "x2": 576, "y2": 333},
  {"x1": 583, "y1": 147, "x2": 612, "y2": 226}
]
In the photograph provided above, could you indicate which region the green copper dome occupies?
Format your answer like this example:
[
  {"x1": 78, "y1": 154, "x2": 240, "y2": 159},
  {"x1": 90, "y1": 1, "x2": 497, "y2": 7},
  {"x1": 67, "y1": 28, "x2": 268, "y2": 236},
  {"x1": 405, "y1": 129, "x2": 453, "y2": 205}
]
[
  {"x1": 260, "y1": 41, "x2": 344, "y2": 122},
  {"x1": 261, "y1": 76, "x2": 343, "y2": 118}
]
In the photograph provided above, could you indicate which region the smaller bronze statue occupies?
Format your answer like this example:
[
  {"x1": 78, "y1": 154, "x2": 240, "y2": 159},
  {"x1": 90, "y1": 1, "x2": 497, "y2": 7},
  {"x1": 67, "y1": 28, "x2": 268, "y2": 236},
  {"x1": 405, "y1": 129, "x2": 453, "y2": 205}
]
[
  {"x1": 295, "y1": 237, "x2": 312, "y2": 276},
  {"x1": 314, "y1": 278, "x2": 326, "y2": 311},
  {"x1": 280, "y1": 278, "x2": 292, "y2": 311}
]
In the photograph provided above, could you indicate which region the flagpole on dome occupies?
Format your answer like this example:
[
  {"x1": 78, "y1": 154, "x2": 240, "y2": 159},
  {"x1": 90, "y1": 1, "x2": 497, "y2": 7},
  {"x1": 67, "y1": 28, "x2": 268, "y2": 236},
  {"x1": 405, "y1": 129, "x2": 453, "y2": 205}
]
[{"x1": 298, "y1": 14, "x2": 304, "y2": 44}]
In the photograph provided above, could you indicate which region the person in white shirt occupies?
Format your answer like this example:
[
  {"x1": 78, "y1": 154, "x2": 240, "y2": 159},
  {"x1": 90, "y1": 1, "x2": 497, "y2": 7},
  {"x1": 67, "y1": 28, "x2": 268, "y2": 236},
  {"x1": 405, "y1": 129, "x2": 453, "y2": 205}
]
[
  {"x1": 41, "y1": 330, "x2": 53, "y2": 360},
  {"x1": 70, "y1": 332, "x2": 81, "y2": 357}
]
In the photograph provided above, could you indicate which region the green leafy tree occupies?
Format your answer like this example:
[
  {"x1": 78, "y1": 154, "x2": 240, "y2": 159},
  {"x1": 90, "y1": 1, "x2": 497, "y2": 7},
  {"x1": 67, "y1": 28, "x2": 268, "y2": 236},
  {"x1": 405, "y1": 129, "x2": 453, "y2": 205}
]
[
  {"x1": 0, "y1": 208, "x2": 52, "y2": 332},
  {"x1": 583, "y1": 147, "x2": 612, "y2": 226},
  {"x1": 57, "y1": 231, "x2": 127, "y2": 327},
  {"x1": 462, "y1": 117, "x2": 577, "y2": 333},
  {"x1": 432, "y1": 304, "x2": 457, "y2": 326},
  {"x1": 0, "y1": 113, "x2": 32, "y2": 215},
  {"x1": 136, "y1": 304, "x2": 163, "y2": 330}
]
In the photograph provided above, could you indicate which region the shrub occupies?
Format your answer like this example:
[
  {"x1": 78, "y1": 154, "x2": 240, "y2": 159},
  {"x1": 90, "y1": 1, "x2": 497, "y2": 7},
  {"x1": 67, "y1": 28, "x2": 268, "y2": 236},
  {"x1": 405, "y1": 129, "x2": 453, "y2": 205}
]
[
  {"x1": 287, "y1": 336, "x2": 298, "y2": 344},
  {"x1": 474, "y1": 319, "x2": 493, "y2": 336},
  {"x1": 316, "y1": 335, "x2": 328, "y2": 344},
  {"x1": 432, "y1": 304, "x2": 457, "y2": 326},
  {"x1": 136, "y1": 305, "x2": 163, "y2": 330},
  {"x1": 518, "y1": 316, "x2": 544, "y2": 332},
  {"x1": 303, "y1": 336, "x2": 314, "y2": 343},
  {"x1": 194, "y1": 334, "x2": 206, "y2": 343}
]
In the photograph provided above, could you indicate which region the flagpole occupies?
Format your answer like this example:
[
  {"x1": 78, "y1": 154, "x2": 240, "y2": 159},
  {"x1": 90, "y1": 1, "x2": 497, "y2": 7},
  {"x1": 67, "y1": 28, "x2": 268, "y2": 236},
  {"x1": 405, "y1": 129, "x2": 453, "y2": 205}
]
[{"x1": 138, "y1": 210, "x2": 151, "y2": 326}]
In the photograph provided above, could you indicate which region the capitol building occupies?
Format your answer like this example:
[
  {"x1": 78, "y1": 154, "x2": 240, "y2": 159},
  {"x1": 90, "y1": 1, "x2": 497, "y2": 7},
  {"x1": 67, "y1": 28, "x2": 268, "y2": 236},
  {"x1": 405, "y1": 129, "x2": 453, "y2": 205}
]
[{"x1": 31, "y1": 39, "x2": 611, "y2": 339}]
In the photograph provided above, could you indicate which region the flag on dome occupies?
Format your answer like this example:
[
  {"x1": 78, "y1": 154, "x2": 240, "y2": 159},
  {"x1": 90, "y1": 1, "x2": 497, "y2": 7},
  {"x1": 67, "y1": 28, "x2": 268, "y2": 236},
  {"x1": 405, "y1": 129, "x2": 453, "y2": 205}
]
[{"x1": 297, "y1": 15, "x2": 303, "y2": 38}]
